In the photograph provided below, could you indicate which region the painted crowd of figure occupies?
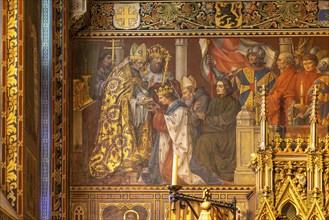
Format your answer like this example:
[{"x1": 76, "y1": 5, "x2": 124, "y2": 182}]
[{"x1": 87, "y1": 38, "x2": 329, "y2": 185}]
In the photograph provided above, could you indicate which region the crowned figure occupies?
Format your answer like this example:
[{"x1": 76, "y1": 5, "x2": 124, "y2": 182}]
[
  {"x1": 141, "y1": 83, "x2": 205, "y2": 185},
  {"x1": 143, "y1": 44, "x2": 182, "y2": 110}
]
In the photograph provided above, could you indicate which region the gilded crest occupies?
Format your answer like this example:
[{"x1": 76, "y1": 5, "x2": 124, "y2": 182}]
[
  {"x1": 318, "y1": 1, "x2": 329, "y2": 27},
  {"x1": 215, "y1": 2, "x2": 242, "y2": 29},
  {"x1": 113, "y1": 3, "x2": 140, "y2": 29}
]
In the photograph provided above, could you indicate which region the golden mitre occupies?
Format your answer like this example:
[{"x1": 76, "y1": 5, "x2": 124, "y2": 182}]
[
  {"x1": 148, "y1": 44, "x2": 170, "y2": 60},
  {"x1": 155, "y1": 85, "x2": 174, "y2": 96},
  {"x1": 130, "y1": 43, "x2": 147, "y2": 61}
]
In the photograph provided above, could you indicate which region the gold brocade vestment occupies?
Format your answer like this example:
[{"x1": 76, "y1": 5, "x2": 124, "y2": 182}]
[{"x1": 89, "y1": 59, "x2": 152, "y2": 178}]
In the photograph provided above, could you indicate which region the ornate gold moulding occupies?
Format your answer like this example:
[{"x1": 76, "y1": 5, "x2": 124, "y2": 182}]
[
  {"x1": 70, "y1": 185, "x2": 255, "y2": 191},
  {"x1": 75, "y1": 29, "x2": 329, "y2": 38}
]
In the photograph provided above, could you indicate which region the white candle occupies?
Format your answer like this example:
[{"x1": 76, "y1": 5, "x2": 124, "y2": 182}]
[
  {"x1": 172, "y1": 154, "x2": 179, "y2": 185},
  {"x1": 300, "y1": 80, "x2": 304, "y2": 105},
  {"x1": 260, "y1": 120, "x2": 266, "y2": 150},
  {"x1": 300, "y1": 80, "x2": 304, "y2": 96}
]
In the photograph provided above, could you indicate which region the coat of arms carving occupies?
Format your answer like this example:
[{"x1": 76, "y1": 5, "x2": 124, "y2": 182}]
[{"x1": 113, "y1": 3, "x2": 140, "y2": 29}]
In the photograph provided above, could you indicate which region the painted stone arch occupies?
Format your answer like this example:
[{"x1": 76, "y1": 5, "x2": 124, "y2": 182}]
[{"x1": 71, "y1": 202, "x2": 88, "y2": 220}]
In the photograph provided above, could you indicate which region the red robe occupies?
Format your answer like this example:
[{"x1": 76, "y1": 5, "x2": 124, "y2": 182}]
[
  {"x1": 267, "y1": 67, "x2": 297, "y2": 125},
  {"x1": 152, "y1": 110, "x2": 187, "y2": 185},
  {"x1": 153, "y1": 111, "x2": 173, "y2": 184},
  {"x1": 292, "y1": 70, "x2": 320, "y2": 104}
]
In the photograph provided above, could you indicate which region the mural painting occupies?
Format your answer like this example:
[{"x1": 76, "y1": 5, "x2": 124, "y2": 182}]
[{"x1": 70, "y1": 36, "x2": 329, "y2": 187}]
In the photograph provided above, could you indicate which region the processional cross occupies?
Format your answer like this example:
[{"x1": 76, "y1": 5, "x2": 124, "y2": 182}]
[{"x1": 104, "y1": 39, "x2": 123, "y2": 64}]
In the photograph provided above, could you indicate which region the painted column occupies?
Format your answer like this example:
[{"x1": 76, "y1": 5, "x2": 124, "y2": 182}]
[
  {"x1": 175, "y1": 38, "x2": 188, "y2": 82},
  {"x1": 234, "y1": 106, "x2": 259, "y2": 185},
  {"x1": 279, "y1": 38, "x2": 293, "y2": 53}
]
